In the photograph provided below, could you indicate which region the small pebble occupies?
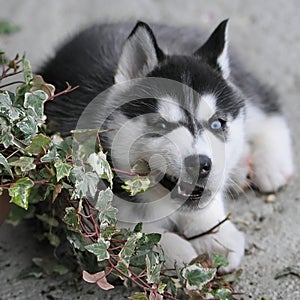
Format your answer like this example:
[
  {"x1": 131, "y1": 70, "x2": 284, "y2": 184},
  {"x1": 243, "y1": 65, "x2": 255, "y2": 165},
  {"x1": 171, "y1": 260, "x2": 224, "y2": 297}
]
[{"x1": 265, "y1": 194, "x2": 276, "y2": 203}]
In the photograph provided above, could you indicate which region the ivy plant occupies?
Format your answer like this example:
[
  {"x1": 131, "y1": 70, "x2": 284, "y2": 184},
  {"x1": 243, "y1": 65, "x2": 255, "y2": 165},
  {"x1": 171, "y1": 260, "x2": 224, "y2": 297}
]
[{"x1": 0, "y1": 51, "x2": 242, "y2": 300}]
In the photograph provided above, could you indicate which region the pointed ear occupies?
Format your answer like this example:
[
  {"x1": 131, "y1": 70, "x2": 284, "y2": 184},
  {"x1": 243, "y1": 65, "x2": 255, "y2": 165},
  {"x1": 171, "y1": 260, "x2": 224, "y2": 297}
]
[
  {"x1": 194, "y1": 19, "x2": 230, "y2": 79},
  {"x1": 114, "y1": 21, "x2": 165, "y2": 83}
]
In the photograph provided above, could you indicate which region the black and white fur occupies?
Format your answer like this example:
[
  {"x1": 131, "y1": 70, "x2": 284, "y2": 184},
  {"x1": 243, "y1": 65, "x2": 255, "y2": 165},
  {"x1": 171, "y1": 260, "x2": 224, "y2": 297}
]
[{"x1": 42, "y1": 20, "x2": 293, "y2": 271}]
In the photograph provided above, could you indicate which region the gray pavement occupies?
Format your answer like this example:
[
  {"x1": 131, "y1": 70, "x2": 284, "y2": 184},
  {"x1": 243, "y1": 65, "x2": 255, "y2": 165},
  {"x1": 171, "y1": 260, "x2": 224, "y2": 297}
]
[{"x1": 0, "y1": 1, "x2": 299, "y2": 299}]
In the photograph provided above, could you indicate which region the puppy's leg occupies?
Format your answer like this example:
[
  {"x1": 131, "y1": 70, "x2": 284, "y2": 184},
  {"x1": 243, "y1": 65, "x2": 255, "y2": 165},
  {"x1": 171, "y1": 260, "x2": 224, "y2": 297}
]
[
  {"x1": 179, "y1": 193, "x2": 245, "y2": 272},
  {"x1": 159, "y1": 232, "x2": 198, "y2": 269},
  {"x1": 246, "y1": 108, "x2": 293, "y2": 192},
  {"x1": 118, "y1": 220, "x2": 197, "y2": 269}
]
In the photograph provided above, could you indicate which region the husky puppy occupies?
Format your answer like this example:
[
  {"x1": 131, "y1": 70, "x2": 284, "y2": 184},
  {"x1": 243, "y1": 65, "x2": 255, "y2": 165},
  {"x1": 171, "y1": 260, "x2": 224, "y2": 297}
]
[{"x1": 42, "y1": 20, "x2": 293, "y2": 271}]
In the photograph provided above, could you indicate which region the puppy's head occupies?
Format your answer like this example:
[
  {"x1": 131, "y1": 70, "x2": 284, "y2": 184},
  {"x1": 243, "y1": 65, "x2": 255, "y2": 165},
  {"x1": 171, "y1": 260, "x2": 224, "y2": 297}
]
[{"x1": 85, "y1": 21, "x2": 246, "y2": 211}]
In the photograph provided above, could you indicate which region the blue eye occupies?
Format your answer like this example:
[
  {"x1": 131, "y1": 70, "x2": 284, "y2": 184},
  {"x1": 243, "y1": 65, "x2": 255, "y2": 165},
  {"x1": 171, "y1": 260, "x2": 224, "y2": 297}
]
[
  {"x1": 156, "y1": 120, "x2": 167, "y2": 130},
  {"x1": 210, "y1": 119, "x2": 225, "y2": 130}
]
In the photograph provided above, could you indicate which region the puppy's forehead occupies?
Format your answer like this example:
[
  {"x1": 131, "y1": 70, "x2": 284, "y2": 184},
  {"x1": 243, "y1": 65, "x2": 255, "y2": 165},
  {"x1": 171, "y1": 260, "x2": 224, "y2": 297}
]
[
  {"x1": 196, "y1": 94, "x2": 217, "y2": 121},
  {"x1": 158, "y1": 93, "x2": 217, "y2": 123}
]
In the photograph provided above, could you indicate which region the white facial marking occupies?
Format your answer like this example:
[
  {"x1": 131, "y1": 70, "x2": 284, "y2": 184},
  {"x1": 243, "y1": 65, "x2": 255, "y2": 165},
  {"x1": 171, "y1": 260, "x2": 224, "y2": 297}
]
[
  {"x1": 159, "y1": 97, "x2": 184, "y2": 123},
  {"x1": 196, "y1": 94, "x2": 217, "y2": 122}
]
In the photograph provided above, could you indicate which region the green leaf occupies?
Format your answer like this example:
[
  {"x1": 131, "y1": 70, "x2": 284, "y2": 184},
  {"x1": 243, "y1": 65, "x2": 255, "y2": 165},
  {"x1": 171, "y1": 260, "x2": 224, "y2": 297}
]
[
  {"x1": 1, "y1": 130, "x2": 14, "y2": 148},
  {"x1": 0, "y1": 20, "x2": 20, "y2": 35},
  {"x1": 54, "y1": 160, "x2": 72, "y2": 182},
  {"x1": 99, "y1": 206, "x2": 118, "y2": 226},
  {"x1": 0, "y1": 152, "x2": 13, "y2": 177},
  {"x1": 32, "y1": 257, "x2": 69, "y2": 276},
  {"x1": 115, "y1": 259, "x2": 131, "y2": 280},
  {"x1": 133, "y1": 222, "x2": 143, "y2": 233},
  {"x1": 8, "y1": 177, "x2": 34, "y2": 209},
  {"x1": 29, "y1": 75, "x2": 55, "y2": 97},
  {"x1": 25, "y1": 133, "x2": 51, "y2": 155},
  {"x1": 161, "y1": 277, "x2": 177, "y2": 297},
  {"x1": 0, "y1": 117, "x2": 13, "y2": 148},
  {"x1": 44, "y1": 232, "x2": 60, "y2": 247},
  {"x1": 212, "y1": 288, "x2": 233, "y2": 300},
  {"x1": 51, "y1": 264, "x2": 69, "y2": 275},
  {"x1": 95, "y1": 188, "x2": 113, "y2": 209},
  {"x1": 146, "y1": 252, "x2": 162, "y2": 284},
  {"x1": 122, "y1": 176, "x2": 151, "y2": 196},
  {"x1": 95, "y1": 188, "x2": 118, "y2": 225},
  {"x1": 36, "y1": 213, "x2": 59, "y2": 227},
  {"x1": 212, "y1": 253, "x2": 229, "y2": 268},
  {"x1": 128, "y1": 292, "x2": 148, "y2": 300},
  {"x1": 23, "y1": 90, "x2": 48, "y2": 124},
  {"x1": 157, "y1": 282, "x2": 167, "y2": 294},
  {"x1": 40, "y1": 147, "x2": 58, "y2": 162},
  {"x1": 102, "y1": 226, "x2": 120, "y2": 240},
  {"x1": 181, "y1": 263, "x2": 216, "y2": 291},
  {"x1": 9, "y1": 156, "x2": 36, "y2": 172},
  {"x1": 87, "y1": 152, "x2": 113, "y2": 187},
  {"x1": 6, "y1": 203, "x2": 35, "y2": 226},
  {"x1": 17, "y1": 267, "x2": 43, "y2": 279},
  {"x1": 22, "y1": 57, "x2": 33, "y2": 84},
  {"x1": 275, "y1": 266, "x2": 300, "y2": 279},
  {"x1": 63, "y1": 207, "x2": 79, "y2": 231},
  {"x1": 66, "y1": 231, "x2": 86, "y2": 251},
  {"x1": 16, "y1": 114, "x2": 38, "y2": 141},
  {"x1": 222, "y1": 269, "x2": 242, "y2": 283},
  {"x1": 119, "y1": 232, "x2": 142, "y2": 261},
  {"x1": 72, "y1": 167, "x2": 99, "y2": 198},
  {"x1": 0, "y1": 91, "x2": 21, "y2": 121},
  {"x1": 85, "y1": 238, "x2": 110, "y2": 262}
]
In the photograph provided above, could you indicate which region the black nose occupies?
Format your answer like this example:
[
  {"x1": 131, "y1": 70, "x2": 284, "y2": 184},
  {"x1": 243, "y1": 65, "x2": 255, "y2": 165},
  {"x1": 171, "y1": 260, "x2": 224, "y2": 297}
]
[{"x1": 185, "y1": 155, "x2": 212, "y2": 179}]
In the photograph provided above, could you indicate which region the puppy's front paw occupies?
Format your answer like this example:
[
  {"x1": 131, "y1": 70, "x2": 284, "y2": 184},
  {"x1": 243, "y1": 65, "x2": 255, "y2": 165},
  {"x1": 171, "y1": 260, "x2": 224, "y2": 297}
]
[
  {"x1": 190, "y1": 221, "x2": 245, "y2": 272},
  {"x1": 160, "y1": 232, "x2": 197, "y2": 269},
  {"x1": 251, "y1": 116, "x2": 293, "y2": 192}
]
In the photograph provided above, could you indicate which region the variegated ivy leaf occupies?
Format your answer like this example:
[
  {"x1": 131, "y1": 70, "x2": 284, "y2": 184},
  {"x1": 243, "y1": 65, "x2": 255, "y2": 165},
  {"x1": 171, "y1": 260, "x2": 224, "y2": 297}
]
[
  {"x1": 54, "y1": 160, "x2": 72, "y2": 182},
  {"x1": 119, "y1": 232, "x2": 142, "y2": 262},
  {"x1": 128, "y1": 293, "x2": 148, "y2": 300},
  {"x1": 72, "y1": 166, "x2": 99, "y2": 198},
  {"x1": 95, "y1": 188, "x2": 118, "y2": 225},
  {"x1": 122, "y1": 176, "x2": 151, "y2": 196},
  {"x1": 115, "y1": 259, "x2": 131, "y2": 280},
  {"x1": 25, "y1": 133, "x2": 51, "y2": 155},
  {"x1": 22, "y1": 57, "x2": 33, "y2": 84},
  {"x1": 8, "y1": 177, "x2": 34, "y2": 210},
  {"x1": 85, "y1": 238, "x2": 110, "y2": 262},
  {"x1": 0, "y1": 91, "x2": 22, "y2": 121},
  {"x1": 181, "y1": 263, "x2": 216, "y2": 291},
  {"x1": 0, "y1": 152, "x2": 13, "y2": 177},
  {"x1": 63, "y1": 207, "x2": 79, "y2": 231},
  {"x1": 146, "y1": 251, "x2": 162, "y2": 284},
  {"x1": 29, "y1": 75, "x2": 55, "y2": 97},
  {"x1": 23, "y1": 90, "x2": 48, "y2": 124},
  {"x1": 0, "y1": 117, "x2": 13, "y2": 148},
  {"x1": 9, "y1": 156, "x2": 36, "y2": 172},
  {"x1": 87, "y1": 152, "x2": 113, "y2": 187},
  {"x1": 212, "y1": 253, "x2": 229, "y2": 268},
  {"x1": 16, "y1": 114, "x2": 38, "y2": 142},
  {"x1": 211, "y1": 288, "x2": 233, "y2": 300}
]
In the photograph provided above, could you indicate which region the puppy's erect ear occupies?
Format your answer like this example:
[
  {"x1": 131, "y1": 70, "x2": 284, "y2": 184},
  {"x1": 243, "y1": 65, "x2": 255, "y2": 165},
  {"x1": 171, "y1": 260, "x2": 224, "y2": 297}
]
[
  {"x1": 114, "y1": 21, "x2": 165, "y2": 83},
  {"x1": 194, "y1": 19, "x2": 230, "y2": 79}
]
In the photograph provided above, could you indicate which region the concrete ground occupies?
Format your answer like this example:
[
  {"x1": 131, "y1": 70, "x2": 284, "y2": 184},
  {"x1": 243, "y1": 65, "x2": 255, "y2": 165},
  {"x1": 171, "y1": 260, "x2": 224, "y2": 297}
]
[{"x1": 0, "y1": 0, "x2": 299, "y2": 299}]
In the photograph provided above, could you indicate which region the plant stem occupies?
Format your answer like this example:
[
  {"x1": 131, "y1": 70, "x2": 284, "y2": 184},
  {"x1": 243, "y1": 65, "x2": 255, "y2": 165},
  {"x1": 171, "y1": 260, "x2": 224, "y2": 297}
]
[
  {"x1": 0, "y1": 80, "x2": 25, "y2": 89},
  {"x1": 186, "y1": 213, "x2": 231, "y2": 241}
]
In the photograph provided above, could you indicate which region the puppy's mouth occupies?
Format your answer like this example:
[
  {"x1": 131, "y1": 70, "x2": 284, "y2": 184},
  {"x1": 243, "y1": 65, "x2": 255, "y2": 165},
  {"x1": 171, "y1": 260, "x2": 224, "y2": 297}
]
[{"x1": 159, "y1": 174, "x2": 207, "y2": 203}]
